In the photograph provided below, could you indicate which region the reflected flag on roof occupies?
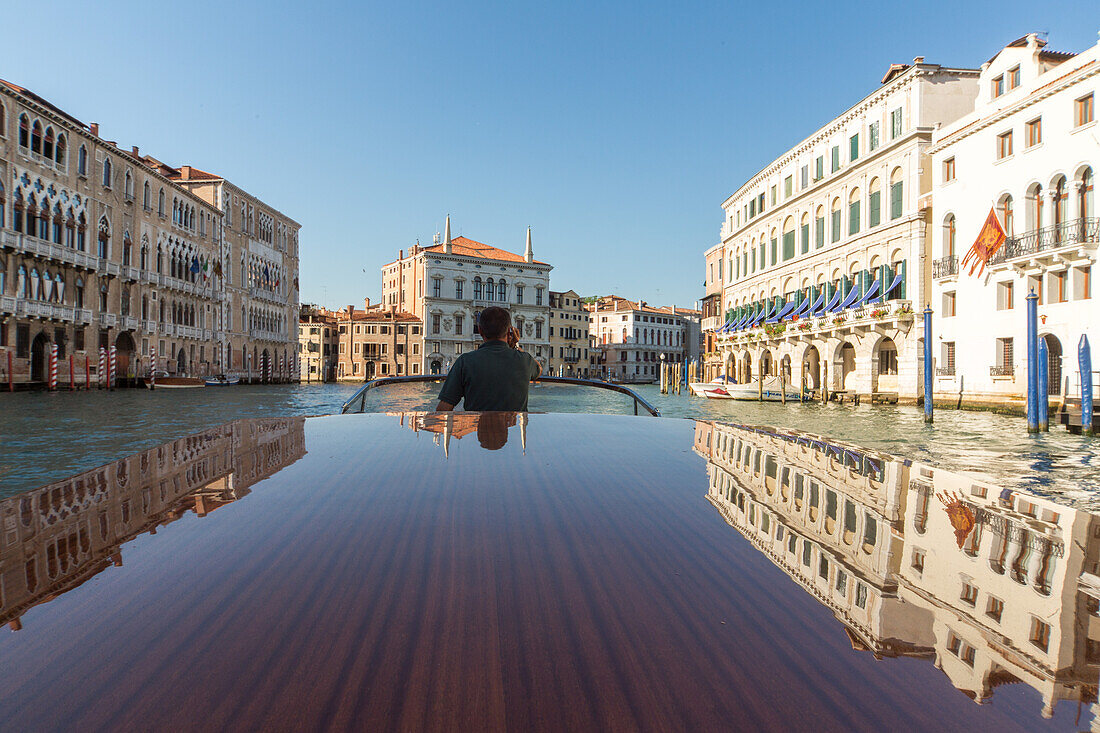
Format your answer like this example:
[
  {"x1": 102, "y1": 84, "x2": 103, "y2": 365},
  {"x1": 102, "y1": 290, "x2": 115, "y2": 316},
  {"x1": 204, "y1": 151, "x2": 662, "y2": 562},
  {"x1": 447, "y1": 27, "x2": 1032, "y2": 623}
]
[{"x1": 961, "y1": 207, "x2": 1006, "y2": 278}]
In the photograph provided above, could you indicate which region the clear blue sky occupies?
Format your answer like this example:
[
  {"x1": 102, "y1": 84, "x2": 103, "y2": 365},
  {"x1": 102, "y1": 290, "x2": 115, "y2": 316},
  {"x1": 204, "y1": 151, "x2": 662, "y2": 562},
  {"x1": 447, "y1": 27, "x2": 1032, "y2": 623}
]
[{"x1": 7, "y1": 1, "x2": 1096, "y2": 309}]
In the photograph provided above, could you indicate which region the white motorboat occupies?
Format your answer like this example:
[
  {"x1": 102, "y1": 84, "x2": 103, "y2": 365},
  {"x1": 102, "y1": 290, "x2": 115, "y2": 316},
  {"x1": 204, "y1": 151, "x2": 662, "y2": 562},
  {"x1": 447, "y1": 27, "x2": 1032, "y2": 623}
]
[
  {"x1": 688, "y1": 375, "x2": 736, "y2": 397},
  {"x1": 205, "y1": 374, "x2": 241, "y2": 386},
  {"x1": 701, "y1": 376, "x2": 802, "y2": 402}
]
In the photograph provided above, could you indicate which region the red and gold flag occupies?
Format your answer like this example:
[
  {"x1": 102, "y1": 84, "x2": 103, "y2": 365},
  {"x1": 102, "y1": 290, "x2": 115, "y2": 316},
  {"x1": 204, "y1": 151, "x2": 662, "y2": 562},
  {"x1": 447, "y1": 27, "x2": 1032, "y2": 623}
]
[{"x1": 960, "y1": 207, "x2": 1007, "y2": 277}]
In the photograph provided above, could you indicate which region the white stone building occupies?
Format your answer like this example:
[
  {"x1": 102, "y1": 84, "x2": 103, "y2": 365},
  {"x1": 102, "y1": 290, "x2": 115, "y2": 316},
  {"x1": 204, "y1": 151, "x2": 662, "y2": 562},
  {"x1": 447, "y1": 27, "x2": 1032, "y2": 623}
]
[
  {"x1": 380, "y1": 218, "x2": 552, "y2": 374},
  {"x1": 929, "y1": 33, "x2": 1098, "y2": 408},
  {"x1": 710, "y1": 57, "x2": 980, "y2": 400},
  {"x1": 588, "y1": 295, "x2": 689, "y2": 383}
]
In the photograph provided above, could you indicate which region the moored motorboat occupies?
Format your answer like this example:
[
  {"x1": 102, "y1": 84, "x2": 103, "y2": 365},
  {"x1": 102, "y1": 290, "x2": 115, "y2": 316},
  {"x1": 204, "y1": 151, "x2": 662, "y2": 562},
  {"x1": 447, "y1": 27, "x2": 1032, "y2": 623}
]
[
  {"x1": 205, "y1": 374, "x2": 240, "y2": 386},
  {"x1": 689, "y1": 374, "x2": 735, "y2": 397},
  {"x1": 146, "y1": 375, "x2": 205, "y2": 389},
  {"x1": 701, "y1": 376, "x2": 801, "y2": 401}
]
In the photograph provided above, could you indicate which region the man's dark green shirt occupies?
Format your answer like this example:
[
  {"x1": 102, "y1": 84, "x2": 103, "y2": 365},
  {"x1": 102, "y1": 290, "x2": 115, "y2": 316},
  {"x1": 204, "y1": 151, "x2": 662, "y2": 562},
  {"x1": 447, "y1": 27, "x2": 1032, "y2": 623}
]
[{"x1": 438, "y1": 341, "x2": 540, "y2": 411}]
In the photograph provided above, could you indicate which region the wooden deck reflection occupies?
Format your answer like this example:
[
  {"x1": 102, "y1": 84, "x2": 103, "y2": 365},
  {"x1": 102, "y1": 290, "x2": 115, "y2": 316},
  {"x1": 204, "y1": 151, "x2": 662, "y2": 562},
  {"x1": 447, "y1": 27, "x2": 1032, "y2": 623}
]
[{"x1": 0, "y1": 413, "x2": 1068, "y2": 731}]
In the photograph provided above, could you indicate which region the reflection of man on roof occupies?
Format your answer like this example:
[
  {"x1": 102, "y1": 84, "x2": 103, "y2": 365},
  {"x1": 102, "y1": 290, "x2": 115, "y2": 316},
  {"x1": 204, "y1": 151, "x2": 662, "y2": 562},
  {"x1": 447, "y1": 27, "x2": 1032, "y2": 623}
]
[
  {"x1": 477, "y1": 411, "x2": 516, "y2": 450},
  {"x1": 436, "y1": 306, "x2": 541, "y2": 411}
]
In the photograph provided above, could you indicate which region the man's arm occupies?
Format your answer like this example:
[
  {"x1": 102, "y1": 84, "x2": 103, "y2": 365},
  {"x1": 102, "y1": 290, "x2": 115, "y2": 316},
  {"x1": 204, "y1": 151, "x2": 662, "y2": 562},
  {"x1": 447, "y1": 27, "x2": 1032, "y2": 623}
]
[
  {"x1": 436, "y1": 358, "x2": 464, "y2": 411},
  {"x1": 435, "y1": 399, "x2": 455, "y2": 411}
]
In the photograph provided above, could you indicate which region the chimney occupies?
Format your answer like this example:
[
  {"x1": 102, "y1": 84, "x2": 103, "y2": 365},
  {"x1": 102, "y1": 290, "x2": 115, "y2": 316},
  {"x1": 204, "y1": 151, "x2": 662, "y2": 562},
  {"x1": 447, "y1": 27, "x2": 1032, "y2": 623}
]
[
  {"x1": 131, "y1": 145, "x2": 140, "y2": 158},
  {"x1": 180, "y1": 165, "x2": 192, "y2": 180},
  {"x1": 912, "y1": 56, "x2": 924, "y2": 65},
  {"x1": 364, "y1": 297, "x2": 371, "y2": 309},
  {"x1": 398, "y1": 249, "x2": 404, "y2": 260},
  {"x1": 524, "y1": 226, "x2": 533, "y2": 263},
  {"x1": 347, "y1": 305, "x2": 355, "y2": 319},
  {"x1": 444, "y1": 215, "x2": 452, "y2": 254},
  {"x1": 89, "y1": 122, "x2": 99, "y2": 137}
]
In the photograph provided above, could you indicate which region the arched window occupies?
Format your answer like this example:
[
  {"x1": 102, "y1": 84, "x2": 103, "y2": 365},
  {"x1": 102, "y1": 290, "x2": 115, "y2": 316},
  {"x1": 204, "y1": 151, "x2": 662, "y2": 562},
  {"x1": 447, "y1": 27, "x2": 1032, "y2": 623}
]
[
  {"x1": 102, "y1": 156, "x2": 112, "y2": 188},
  {"x1": 30, "y1": 120, "x2": 42, "y2": 154},
  {"x1": 52, "y1": 203, "x2": 62, "y2": 244},
  {"x1": 473, "y1": 276, "x2": 483, "y2": 299},
  {"x1": 1054, "y1": 176, "x2": 1068, "y2": 232},
  {"x1": 943, "y1": 214, "x2": 956, "y2": 256},
  {"x1": 99, "y1": 282, "x2": 109, "y2": 311},
  {"x1": 848, "y1": 188, "x2": 861, "y2": 236},
  {"x1": 485, "y1": 278, "x2": 495, "y2": 301},
  {"x1": 74, "y1": 278, "x2": 84, "y2": 308},
  {"x1": 158, "y1": 188, "x2": 165, "y2": 215},
  {"x1": 498, "y1": 279, "x2": 506, "y2": 301},
  {"x1": 1081, "y1": 168, "x2": 1095, "y2": 219},
  {"x1": 889, "y1": 168, "x2": 904, "y2": 219},
  {"x1": 1028, "y1": 184, "x2": 1043, "y2": 230},
  {"x1": 143, "y1": 181, "x2": 150, "y2": 209},
  {"x1": 43, "y1": 127, "x2": 54, "y2": 159},
  {"x1": 831, "y1": 197, "x2": 842, "y2": 242},
  {"x1": 125, "y1": 170, "x2": 134, "y2": 198},
  {"x1": 97, "y1": 216, "x2": 110, "y2": 258},
  {"x1": 1000, "y1": 195, "x2": 1014, "y2": 236},
  {"x1": 0, "y1": 181, "x2": 5, "y2": 231},
  {"x1": 800, "y1": 213, "x2": 810, "y2": 254},
  {"x1": 782, "y1": 216, "x2": 796, "y2": 260},
  {"x1": 815, "y1": 206, "x2": 825, "y2": 248},
  {"x1": 55, "y1": 134, "x2": 65, "y2": 166},
  {"x1": 123, "y1": 232, "x2": 132, "y2": 266},
  {"x1": 76, "y1": 212, "x2": 86, "y2": 251},
  {"x1": 37, "y1": 199, "x2": 49, "y2": 239},
  {"x1": 77, "y1": 145, "x2": 87, "y2": 176},
  {"x1": 0, "y1": 104, "x2": 5, "y2": 136},
  {"x1": 18, "y1": 114, "x2": 28, "y2": 148}
]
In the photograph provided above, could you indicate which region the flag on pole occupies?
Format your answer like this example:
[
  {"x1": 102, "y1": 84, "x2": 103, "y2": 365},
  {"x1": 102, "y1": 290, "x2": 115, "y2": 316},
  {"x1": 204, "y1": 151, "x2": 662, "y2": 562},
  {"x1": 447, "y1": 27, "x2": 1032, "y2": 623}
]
[
  {"x1": 190, "y1": 257, "x2": 201, "y2": 274},
  {"x1": 213, "y1": 261, "x2": 224, "y2": 278},
  {"x1": 961, "y1": 207, "x2": 1007, "y2": 277},
  {"x1": 202, "y1": 259, "x2": 209, "y2": 280}
]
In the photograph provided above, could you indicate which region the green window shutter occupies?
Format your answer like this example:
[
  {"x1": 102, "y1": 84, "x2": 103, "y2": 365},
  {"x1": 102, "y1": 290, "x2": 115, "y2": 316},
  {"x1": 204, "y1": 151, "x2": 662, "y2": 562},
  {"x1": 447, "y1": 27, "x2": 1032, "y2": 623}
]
[
  {"x1": 831, "y1": 211, "x2": 841, "y2": 242},
  {"x1": 815, "y1": 217, "x2": 825, "y2": 248},
  {"x1": 898, "y1": 260, "x2": 907, "y2": 299},
  {"x1": 800, "y1": 224, "x2": 810, "y2": 253},
  {"x1": 770, "y1": 238, "x2": 777, "y2": 266},
  {"x1": 849, "y1": 134, "x2": 859, "y2": 162},
  {"x1": 848, "y1": 200, "x2": 860, "y2": 235},
  {"x1": 869, "y1": 191, "x2": 881, "y2": 227},
  {"x1": 890, "y1": 182, "x2": 903, "y2": 219},
  {"x1": 783, "y1": 231, "x2": 795, "y2": 260}
]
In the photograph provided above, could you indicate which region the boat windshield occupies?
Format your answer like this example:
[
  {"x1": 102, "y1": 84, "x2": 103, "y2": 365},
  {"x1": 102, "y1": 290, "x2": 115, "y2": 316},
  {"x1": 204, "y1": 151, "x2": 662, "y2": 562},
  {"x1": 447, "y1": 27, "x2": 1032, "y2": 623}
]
[{"x1": 341, "y1": 375, "x2": 660, "y2": 416}]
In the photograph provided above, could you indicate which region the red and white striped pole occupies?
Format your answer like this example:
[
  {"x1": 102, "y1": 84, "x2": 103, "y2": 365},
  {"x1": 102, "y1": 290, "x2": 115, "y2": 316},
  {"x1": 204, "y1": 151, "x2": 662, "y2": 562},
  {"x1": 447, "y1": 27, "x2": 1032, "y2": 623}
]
[
  {"x1": 109, "y1": 346, "x2": 117, "y2": 390},
  {"x1": 150, "y1": 345, "x2": 157, "y2": 389},
  {"x1": 48, "y1": 343, "x2": 58, "y2": 390},
  {"x1": 98, "y1": 348, "x2": 106, "y2": 389}
]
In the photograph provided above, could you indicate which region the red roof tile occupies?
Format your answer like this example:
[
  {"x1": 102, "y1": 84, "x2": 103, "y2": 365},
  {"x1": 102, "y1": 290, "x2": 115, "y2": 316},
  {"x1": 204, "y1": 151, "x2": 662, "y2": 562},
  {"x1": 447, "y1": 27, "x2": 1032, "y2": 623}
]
[{"x1": 422, "y1": 236, "x2": 548, "y2": 265}]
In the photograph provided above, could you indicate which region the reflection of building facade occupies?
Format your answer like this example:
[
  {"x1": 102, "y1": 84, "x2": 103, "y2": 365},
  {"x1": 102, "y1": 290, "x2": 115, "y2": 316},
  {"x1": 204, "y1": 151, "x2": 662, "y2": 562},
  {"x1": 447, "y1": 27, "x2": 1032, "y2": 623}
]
[
  {"x1": 929, "y1": 34, "x2": 1098, "y2": 407},
  {"x1": 695, "y1": 419, "x2": 1100, "y2": 719},
  {"x1": 392, "y1": 411, "x2": 527, "y2": 457},
  {"x1": 0, "y1": 418, "x2": 305, "y2": 630}
]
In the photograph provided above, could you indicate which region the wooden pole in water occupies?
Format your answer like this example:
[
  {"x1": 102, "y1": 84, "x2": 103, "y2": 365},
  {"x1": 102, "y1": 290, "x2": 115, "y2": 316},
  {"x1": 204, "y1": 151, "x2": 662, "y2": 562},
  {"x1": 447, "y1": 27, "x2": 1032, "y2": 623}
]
[
  {"x1": 800, "y1": 362, "x2": 806, "y2": 403},
  {"x1": 780, "y1": 370, "x2": 786, "y2": 405},
  {"x1": 822, "y1": 360, "x2": 829, "y2": 403},
  {"x1": 957, "y1": 375, "x2": 964, "y2": 410},
  {"x1": 758, "y1": 357, "x2": 764, "y2": 402}
]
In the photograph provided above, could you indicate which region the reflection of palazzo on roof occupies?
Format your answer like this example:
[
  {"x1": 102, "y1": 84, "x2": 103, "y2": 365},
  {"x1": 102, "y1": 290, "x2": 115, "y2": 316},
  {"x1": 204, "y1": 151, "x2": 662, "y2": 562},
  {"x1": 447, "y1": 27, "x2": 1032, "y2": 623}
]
[
  {"x1": 0, "y1": 417, "x2": 306, "y2": 631},
  {"x1": 694, "y1": 420, "x2": 1100, "y2": 719},
  {"x1": 395, "y1": 411, "x2": 528, "y2": 457}
]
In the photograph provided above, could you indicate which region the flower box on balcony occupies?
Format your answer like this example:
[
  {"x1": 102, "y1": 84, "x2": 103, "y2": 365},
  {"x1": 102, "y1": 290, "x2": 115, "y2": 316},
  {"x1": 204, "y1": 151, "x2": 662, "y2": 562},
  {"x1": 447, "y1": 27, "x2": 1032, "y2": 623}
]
[
  {"x1": 832, "y1": 316, "x2": 846, "y2": 325},
  {"x1": 797, "y1": 322, "x2": 811, "y2": 332}
]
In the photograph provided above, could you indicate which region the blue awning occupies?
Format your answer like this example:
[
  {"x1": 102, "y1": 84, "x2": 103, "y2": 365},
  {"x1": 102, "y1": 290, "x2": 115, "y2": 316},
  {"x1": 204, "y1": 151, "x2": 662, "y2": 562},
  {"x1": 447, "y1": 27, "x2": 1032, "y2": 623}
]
[
  {"x1": 882, "y1": 271, "x2": 904, "y2": 297},
  {"x1": 809, "y1": 291, "x2": 826, "y2": 315},
  {"x1": 775, "y1": 301, "x2": 796, "y2": 321},
  {"x1": 826, "y1": 289, "x2": 844, "y2": 312},
  {"x1": 733, "y1": 315, "x2": 746, "y2": 331},
  {"x1": 791, "y1": 298, "x2": 811, "y2": 318},
  {"x1": 754, "y1": 309, "x2": 767, "y2": 326},
  {"x1": 838, "y1": 286, "x2": 861, "y2": 310},
  {"x1": 858, "y1": 279, "x2": 882, "y2": 307}
]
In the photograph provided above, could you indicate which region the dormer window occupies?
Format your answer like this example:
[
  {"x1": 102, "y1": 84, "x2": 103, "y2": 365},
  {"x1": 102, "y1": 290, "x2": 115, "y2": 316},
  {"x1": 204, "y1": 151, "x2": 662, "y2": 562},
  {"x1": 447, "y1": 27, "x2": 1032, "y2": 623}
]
[
  {"x1": 992, "y1": 75, "x2": 1005, "y2": 98},
  {"x1": 1008, "y1": 66, "x2": 1021, "y2": 90}
]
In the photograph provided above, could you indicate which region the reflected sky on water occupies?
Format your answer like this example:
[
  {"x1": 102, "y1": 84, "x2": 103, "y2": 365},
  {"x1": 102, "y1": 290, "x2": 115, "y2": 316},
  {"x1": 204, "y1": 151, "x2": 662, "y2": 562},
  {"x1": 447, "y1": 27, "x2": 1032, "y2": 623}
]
[{"x1": 1, "y1": 381, "x2": 1099, "y2": 506}]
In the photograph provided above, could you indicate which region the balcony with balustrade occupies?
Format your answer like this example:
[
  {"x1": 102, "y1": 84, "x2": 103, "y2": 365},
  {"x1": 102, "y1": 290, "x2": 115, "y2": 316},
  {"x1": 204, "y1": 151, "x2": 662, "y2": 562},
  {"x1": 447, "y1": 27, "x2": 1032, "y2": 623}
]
[
  {"x1": 250, "y1": 328, "x2": 290, "y2": 343},
  {"x1": 0, "y1": 294, "x2": 95, "y2": 324},
  {"x1": 250, "y1": 286, "x2": 286, "y2": 304},
  {"x1": 932, "y1": 255, "x2": 958, "y2": 279},
  {"x1": 120, "y1": 315, "x2": 140, "y2": 331},
  {"x1": 989, "y1": 218, "x2": 1100, "y2": 270},
  {"x1": 98, "y1": 312, "x2": 118, "y2": 328},
  {"x1": 2, "y1": 230, "x2": 98, "y2": 270}
]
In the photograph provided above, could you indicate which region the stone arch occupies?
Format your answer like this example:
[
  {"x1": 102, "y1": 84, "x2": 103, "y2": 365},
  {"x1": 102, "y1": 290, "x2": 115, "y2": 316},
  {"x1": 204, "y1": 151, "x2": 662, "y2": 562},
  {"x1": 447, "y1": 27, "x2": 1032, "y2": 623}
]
[
  {"x1": 872, "y1": 335, "x2": 899, "y2": 393},
  {"x1": 31, "y1": 330, "x2": 51, "y2": 383},
  {"x1": 115, "y1": 331, "x2": 137, "y2": 378},
  {"x1": 834, "y1": 340, "x2": 857, "y2": 392},
  {"x1": 1042, "y1": 333, "x2": 1063, "y2": 396},
  {"x1": 802, "y1": 344, "x2": 821, "y2": 390}
]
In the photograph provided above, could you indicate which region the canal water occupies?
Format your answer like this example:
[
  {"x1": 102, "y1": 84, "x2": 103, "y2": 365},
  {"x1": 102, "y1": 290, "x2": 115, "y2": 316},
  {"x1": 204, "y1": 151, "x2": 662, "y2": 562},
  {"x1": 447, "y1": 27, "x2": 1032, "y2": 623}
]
[{"x1": 2, "y1": 381, "x2": 1098, "y2": 507}]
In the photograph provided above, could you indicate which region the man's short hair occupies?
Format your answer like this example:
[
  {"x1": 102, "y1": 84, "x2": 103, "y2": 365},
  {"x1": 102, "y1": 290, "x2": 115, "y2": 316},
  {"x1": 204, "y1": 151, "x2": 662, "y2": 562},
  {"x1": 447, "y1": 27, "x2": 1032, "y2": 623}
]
[{"x1": 478, "y1": 306, "x2": 511, "y2": 340}]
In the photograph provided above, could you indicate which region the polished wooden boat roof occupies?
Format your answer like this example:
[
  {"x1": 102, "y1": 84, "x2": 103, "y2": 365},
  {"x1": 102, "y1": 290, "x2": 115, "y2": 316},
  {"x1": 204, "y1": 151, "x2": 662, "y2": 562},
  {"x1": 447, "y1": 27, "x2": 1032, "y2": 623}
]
[{"x1": 0, "y1": 413, "x2": 1088, "y2": 731}]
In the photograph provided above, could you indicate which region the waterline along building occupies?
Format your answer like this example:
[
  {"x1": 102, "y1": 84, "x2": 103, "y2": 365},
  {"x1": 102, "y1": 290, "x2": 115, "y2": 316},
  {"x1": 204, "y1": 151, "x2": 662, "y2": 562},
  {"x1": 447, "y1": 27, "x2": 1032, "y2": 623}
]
[
  {"x1": 0, "y1": 79, "x2": 300, "y2": 387},
  {"x1": 705, "y1": 57, "x2": 981, "y2": 400}
]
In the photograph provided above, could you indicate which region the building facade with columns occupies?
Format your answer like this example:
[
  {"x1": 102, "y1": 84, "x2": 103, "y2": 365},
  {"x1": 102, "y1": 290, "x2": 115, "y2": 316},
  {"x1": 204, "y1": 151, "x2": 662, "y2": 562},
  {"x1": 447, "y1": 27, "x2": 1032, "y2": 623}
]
[
  {"x1": 171, "y1": 168, "x2": 301, "y2": 381},
  {"x1": 380, "y1": 219, "x2": 552, "y2": 375},
  {"x1": 928, "y1": 33, "x2": 1098, "y2": 408},
  {"x1": 710, "y1": 58, "x2": 980, "y2": 400},
  {"x1": 0, "y1": 79, "x2": 227, "y2": 386}
]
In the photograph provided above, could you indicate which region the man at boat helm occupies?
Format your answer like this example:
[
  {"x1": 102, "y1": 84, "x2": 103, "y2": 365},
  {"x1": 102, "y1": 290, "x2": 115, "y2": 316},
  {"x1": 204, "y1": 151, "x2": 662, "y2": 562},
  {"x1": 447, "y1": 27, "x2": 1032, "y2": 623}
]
[{"x1": 436, "y1": 306, "x2": 542, "y2": 411}]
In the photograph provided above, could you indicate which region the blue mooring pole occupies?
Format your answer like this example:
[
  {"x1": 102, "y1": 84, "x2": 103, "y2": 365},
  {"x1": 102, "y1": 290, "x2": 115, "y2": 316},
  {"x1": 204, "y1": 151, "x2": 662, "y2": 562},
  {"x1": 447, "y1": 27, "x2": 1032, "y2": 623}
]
[
  {"x1": 1038, "y1": 337, "x2": 1049, "y2": 431},
  {"x1": 1081, "y1": 334, "x2": 1094, "y2": 434},
  {"x1": 923, "y1": 305, "x2": 933, "y2": 424},
  {"x1": 1026, "y1": 290, "x2": 1039, "y2": 434}
]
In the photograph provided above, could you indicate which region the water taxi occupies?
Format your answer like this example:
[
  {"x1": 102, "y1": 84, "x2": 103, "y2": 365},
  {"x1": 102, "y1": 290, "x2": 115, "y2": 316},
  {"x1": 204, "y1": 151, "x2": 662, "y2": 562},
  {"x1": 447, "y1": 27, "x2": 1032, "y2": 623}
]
[{"x1": 1, "y1": 377, "x2": 1094, "y2": 730}]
